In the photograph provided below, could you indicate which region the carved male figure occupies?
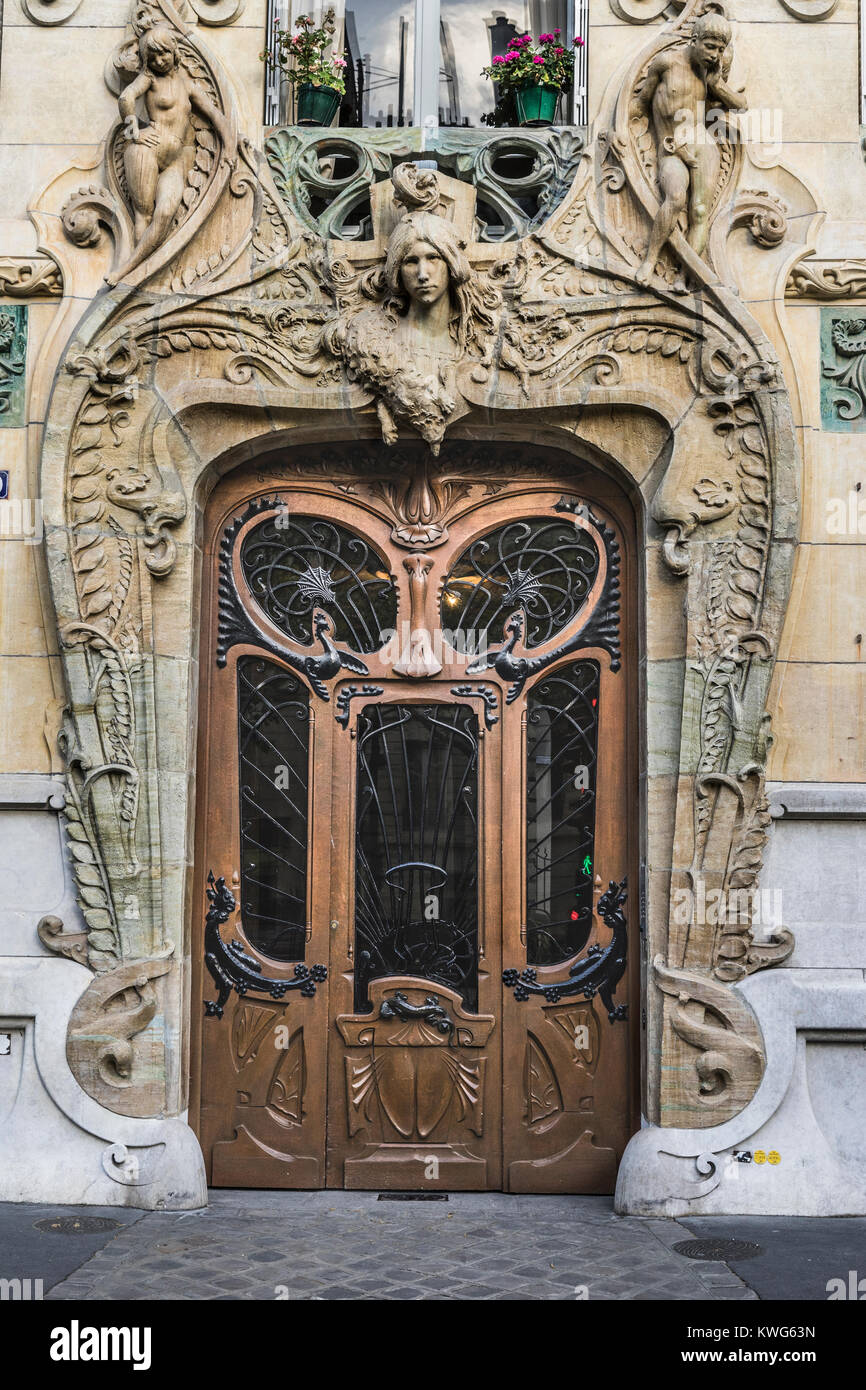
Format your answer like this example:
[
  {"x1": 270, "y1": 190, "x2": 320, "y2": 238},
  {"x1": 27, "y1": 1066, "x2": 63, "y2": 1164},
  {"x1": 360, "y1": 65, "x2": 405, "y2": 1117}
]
[
  {"x1": 106, "y1": 25, "x2": 236, "y2": 286},
  {"x1": 634, "y1": 14, "x2": 747, "y2": 290}
]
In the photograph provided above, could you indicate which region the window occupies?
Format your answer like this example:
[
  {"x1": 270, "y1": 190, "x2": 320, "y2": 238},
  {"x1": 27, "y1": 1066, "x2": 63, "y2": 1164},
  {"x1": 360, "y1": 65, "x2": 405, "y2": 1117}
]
[{"x1": 265, "y1": 0, "x2": 588, "y2": 127}]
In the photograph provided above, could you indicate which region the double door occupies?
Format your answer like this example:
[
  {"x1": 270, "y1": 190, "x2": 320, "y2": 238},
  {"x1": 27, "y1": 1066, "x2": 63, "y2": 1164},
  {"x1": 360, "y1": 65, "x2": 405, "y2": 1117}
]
[{"x1": 192, "y1": 461, "x2": 635, "y2": 1191}]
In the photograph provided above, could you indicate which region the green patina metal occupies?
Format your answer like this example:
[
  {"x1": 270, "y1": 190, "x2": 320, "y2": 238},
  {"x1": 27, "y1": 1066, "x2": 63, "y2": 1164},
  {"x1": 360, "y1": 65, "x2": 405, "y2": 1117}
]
[
  {"x1": 821, "y1": 307, "x2": 866, "y2": 432},
  {"x1": 0, "y1": 305, "x2": 26, "y2": 427},
  {"x1": 264, "y1": 125, "x2": 586, "y2": 243}
]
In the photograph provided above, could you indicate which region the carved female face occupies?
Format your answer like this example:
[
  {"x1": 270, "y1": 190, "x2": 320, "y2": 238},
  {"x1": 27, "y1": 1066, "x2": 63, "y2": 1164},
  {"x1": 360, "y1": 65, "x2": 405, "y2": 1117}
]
[
  {"x1": 399, "y1": 240, "x2": 450, "y2": 309},
  {"x1": 143, "y1": 29, "x2": 179, "y2": 77}
]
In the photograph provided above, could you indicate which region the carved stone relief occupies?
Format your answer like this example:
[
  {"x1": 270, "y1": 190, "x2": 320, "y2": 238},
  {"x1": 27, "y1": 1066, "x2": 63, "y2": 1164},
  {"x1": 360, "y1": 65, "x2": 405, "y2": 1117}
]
[
  {"x1": 265, "y1": 128, "x2": 586, "y2": 243},
  {"x1": 0, "y1": 307, "x2": 28, "y2": 426},
  {"x1": 37, "y1": 0, "x2": 801, "y2": 1130},
  {"x1": 820, "y1": 309, "x2": 866, "y2": 430},
  {"x1": 610, "y1": 0, "x2": 839, "y2": 19},
  {"x1": 0, "y1": 257, "x2": 62, "y2": 297},
  {"x1": 21, "y1": 0, "x2": 83, "y2": 23},
  {"x1": 188, "y1": 0, "x2": 245, "y2": 22},
  {"x1": 787, "y1": 258, "x2": 866, "y2": 301}
]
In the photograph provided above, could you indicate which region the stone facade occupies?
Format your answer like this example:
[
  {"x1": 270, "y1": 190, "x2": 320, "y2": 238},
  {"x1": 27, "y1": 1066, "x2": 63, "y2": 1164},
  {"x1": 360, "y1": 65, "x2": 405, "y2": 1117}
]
[{"x1": 0, "y1": 0, "x2": 864, "y2": 1213}]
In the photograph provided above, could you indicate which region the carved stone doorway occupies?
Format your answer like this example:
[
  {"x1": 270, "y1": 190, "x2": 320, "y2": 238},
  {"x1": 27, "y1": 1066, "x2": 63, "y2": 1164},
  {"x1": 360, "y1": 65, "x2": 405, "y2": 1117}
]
[{"x1": 190, "y1": 441, "x2": 639, "y2": 1192}]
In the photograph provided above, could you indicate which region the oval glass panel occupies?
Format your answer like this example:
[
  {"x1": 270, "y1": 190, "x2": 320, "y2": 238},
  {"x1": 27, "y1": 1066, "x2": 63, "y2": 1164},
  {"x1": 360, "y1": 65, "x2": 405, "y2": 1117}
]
[
  {"x1": 441, "y1": 516, "x2": 600, "y2": 651},
  {"x1": 240, "y1": 513, "x2": 397, "y2": 655}
]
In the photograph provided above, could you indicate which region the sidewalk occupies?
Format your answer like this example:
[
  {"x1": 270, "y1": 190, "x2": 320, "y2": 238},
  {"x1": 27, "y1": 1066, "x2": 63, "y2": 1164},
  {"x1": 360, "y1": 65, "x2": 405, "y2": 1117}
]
[{"x1": 3, "y1": 1192, "x2": 762, "y2": 1301}]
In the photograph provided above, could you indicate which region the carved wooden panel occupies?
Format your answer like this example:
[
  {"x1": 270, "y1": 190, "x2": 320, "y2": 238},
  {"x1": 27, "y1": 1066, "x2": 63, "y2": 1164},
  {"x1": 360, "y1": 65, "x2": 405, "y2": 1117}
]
[{"x1": 193, "y1": 466, "x2": 636, "y2": 1192}]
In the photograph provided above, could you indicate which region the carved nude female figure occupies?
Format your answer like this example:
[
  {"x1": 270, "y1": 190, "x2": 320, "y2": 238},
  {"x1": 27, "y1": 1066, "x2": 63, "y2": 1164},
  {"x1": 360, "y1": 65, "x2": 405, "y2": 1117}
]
[
  {"x1": 106, "y1": 25, "x2": 235, "y2": 286},
  {"x1": 329, "y1": 193, "x2": 498, "y2": 454}
]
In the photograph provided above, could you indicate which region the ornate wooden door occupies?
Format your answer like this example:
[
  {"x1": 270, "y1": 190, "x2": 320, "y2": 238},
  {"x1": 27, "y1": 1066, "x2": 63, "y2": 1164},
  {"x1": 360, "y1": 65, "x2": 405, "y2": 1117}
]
[{"x1": 191, "y1": 444, "x2": 637, "y2": 1192}]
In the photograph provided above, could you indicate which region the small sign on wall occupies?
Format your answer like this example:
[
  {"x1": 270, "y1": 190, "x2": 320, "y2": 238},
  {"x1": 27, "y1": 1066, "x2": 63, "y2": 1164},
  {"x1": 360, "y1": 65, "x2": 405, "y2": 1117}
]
[{"x1": 0, "y1": 472, "x2": 8, "y2": 500}]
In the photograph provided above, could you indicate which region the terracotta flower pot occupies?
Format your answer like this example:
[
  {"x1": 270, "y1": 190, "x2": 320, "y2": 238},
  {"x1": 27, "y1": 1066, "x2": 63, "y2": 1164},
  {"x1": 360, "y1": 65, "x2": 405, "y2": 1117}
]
[
  {"x1": 514, "y1": 82, "x2": 561, "y2": 127},
  {"x1": 296, "y1": 82, "x2": 341, "y2": 127}
]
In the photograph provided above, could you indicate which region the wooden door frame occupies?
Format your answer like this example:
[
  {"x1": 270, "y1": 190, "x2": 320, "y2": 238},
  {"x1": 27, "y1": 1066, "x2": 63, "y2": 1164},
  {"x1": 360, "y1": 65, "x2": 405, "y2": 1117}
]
[{"x1": 189, "y1": 442, "x2": 642, "y2": 1188}]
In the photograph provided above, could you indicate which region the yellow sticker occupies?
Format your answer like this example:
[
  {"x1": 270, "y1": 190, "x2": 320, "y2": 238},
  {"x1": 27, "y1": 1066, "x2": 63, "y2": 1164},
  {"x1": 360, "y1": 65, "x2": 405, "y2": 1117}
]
[
  {"x1": 753, "y1": 1149, "x2": 766, "y2": 1164},
  {"x1": 768, "y1": 1150, "x2": 781, "y2": 1165}
]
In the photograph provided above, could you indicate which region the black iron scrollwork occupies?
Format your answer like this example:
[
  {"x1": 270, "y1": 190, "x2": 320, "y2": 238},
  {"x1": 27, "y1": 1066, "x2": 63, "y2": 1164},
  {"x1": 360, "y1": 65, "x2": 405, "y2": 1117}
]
[
  {"x1": 379, "y1": 990, "x2": 454, "y2": 1035},
  {"x1": 467, "y1": 500, "x2": 621, "y2": 702},
  {"x1": 503, "y1": 877, "x2": 628, "y2": 1022},
  {"x1": 450, "y1": 684, "x2": 499, "y2": 729},
  {"x1": 335, "y1": 683, "x2": 385, "y2": 728},
  {"x1": 216, "y1": 499, "x2": 385, "y2": 701},
  {"x1": 203, "y1": 872, "x2": 327, "y2": 1020}
]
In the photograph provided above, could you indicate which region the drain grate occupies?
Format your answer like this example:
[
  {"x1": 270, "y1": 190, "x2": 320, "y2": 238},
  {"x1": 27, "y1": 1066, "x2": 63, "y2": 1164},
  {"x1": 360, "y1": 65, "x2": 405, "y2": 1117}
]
[
  {"x1": 34, "y1": 1216, "x2": 122, "y2": 1235},
  {"x1": 673, "y1": 1238, "x2": 763, "y2": 1262},
  {"x1": 377, "y1": 1192, "x2": 449, "y2": 1202}
]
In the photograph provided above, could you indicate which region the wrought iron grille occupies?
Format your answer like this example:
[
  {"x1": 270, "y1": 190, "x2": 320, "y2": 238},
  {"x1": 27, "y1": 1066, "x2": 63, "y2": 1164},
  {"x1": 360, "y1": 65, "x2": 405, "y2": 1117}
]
[
  {"x1": 237, "y1": 656, "x2": 310, "y2": 961},
  {"x1": 354, "y1": 703, "x2": 479, "y2": 1012},
  {"x1": 240, "y1": 513, "x2": 397, "y2": 654},
  {"x1": 441, "y1": 517, "x2": 600, "y2": 652},
  {"x1": 526, "y1": 660, "x2": 600, "y2": 967}
]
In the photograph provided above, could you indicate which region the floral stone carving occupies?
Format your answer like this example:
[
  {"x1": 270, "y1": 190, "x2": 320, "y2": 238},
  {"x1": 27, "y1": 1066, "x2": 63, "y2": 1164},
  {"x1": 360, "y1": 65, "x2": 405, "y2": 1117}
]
[{"x1": 40, "y1": 0, "x2": 799, "y2": 1129}]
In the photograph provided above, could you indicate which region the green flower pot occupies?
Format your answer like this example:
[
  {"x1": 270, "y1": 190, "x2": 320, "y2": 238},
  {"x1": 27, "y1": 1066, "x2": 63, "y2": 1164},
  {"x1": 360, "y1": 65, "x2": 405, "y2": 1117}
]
[
  {"x1": 514, "y1": 82, "x2": 561, "y2": 128},
  {"x1": 296, "y1": 83, "x2": 341, "y2": 127}
]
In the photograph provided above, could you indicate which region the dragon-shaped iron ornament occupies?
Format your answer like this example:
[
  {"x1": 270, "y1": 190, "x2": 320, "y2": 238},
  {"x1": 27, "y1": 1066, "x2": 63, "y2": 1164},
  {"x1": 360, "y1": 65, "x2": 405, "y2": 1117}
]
[
  {"x1": 503, "y1": 877, "x2": 629, "y2": 1021},
  {"x1": 203, "y1": 872, "x2": 327, "y2": 1019},
  {"x1": 379, "y1": 990, "x2": 455, "y2": 1036}
]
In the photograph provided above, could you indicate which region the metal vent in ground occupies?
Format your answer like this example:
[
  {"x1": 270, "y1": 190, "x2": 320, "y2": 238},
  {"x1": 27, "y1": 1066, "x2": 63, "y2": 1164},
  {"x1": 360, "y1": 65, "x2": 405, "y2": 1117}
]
[
  {"x1": 673, "y1": 1238, "x2": 763, "y2": 1261},
  {"x1": 34, "y1": 1216, "x2": 122, "y2": 1235}
]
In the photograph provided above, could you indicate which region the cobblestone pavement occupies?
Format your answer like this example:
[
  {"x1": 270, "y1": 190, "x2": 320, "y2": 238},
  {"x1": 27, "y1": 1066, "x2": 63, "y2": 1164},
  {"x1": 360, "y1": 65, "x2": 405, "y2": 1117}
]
[{"x1": 43, "y1": 1192, "x2": 757, "y2": 1301}]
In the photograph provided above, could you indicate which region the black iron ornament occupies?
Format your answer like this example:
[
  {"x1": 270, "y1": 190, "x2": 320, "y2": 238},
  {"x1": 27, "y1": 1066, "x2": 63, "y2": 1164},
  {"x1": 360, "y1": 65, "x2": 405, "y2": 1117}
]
[
  {"x1": 335, "y1": 683, "x2": 385, "y2": 728},
  {"x1": 449, "y1": 683, "x2": 499, "y2": 729},
  {"x1": 216, "y1": 498, "x2": 396, "y2": 699},
  {"x1": 379, "y1": 990, "x2": 455, "y2": 1035},
  {"x1": 503, "y1": 877, "x2": 629, "y2": 1022},
  {"x1": 203, "y1": 872, "x2": 327, "y2": 1020},
  {"x1": 466, "y1": 500, "x2": 622, "y2": 701}
]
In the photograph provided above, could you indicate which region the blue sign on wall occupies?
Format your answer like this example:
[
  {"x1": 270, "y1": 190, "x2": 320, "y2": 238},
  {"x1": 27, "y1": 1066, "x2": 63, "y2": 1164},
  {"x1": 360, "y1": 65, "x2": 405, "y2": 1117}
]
[{"x1": 0, "y1": 472, "x2": 8, "y2": 500}]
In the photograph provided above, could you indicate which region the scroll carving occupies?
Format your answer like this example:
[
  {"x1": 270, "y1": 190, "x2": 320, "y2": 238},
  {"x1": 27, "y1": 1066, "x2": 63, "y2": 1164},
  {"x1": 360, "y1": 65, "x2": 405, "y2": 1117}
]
[
  {"x1": 0, "y1": 258, "x2": 62, "y2": 298},
  {"x1": 655, "y1": 958, "x2": 764, "y2": 1116},
  {"x1": 786, "y1": 258, "x2": 866, "y2": 301},
  {"x1": 21, "y1": 0, "x2": 83, "y2": 23},
  {"x1": 610, "y1": 0, "x2": 838, "y2": 17},
  {"x1": 43, "y1": 0, "x2": 800, "y2": 1131},
  {"x1": 67, "y1": 957, "x2": 173, "y2": 1116}
]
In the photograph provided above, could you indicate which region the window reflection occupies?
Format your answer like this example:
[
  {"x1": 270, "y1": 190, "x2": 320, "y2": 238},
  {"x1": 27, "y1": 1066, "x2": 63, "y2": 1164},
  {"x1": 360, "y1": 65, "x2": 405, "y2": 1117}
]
[
  {"x1": 333, "y1": 0, "x2": 415, "y2": 126},
  {"x1": 439, "y1": 2, "x2": 572, "y2": 128}
]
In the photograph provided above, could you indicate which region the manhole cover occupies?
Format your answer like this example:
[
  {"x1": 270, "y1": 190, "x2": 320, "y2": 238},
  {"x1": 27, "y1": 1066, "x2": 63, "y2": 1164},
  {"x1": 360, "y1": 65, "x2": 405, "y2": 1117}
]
[
  {"x1": 673, "y1": 1238, "x2": 763, "y2": 1262},
  {"x1": 34, "y1": 1216, "x2": 122, "y2": 1235},
  {"x1": 377, "y1": 1192, "x2": 449, "y2": 1202}
]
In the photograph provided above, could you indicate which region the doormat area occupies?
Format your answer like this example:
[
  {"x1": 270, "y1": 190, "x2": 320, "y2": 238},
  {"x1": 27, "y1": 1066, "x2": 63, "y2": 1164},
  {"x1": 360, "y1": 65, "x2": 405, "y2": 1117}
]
[{"x1": 377, "y1": 1192, "x2": 450, "y2": 1201}]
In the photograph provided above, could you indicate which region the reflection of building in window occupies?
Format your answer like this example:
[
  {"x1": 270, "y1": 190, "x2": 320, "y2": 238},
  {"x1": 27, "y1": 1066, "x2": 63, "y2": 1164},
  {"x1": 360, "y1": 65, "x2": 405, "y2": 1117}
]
[
  {"x1": 344, "y1": 6, "x2": 411, "y2": 126},
  {"x1": 439, "y1": 20, "x2": 464, "y2": 126}
]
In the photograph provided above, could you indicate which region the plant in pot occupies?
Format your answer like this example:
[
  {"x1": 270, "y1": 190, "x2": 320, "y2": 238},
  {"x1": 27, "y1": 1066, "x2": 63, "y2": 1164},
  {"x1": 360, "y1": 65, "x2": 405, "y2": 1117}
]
[
  {"x1": 481, "y1": 30, "x2": 583, "y2": 128},
  {"x1": 261, "y1": 8, "x2": 347, "y2": 127}
]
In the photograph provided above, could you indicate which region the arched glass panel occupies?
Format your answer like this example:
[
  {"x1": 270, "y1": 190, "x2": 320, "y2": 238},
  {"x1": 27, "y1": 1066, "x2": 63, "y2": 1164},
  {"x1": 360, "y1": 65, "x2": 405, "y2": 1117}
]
[
  {"x1": 354, "y1": 703, "x2": 479, "y2": 1011},
  {"x1": 240, "y1": 513, "x2": 397, "y2": 654},
  {"x1": 526, "y1": 660, "x2": 599, "y2": 967},
  {"x1": 441, "y1": 516, "x2": 600, "y2": 652},
  {"x1": 237, "y1": 656, "x2": 310, "y2": 961}
]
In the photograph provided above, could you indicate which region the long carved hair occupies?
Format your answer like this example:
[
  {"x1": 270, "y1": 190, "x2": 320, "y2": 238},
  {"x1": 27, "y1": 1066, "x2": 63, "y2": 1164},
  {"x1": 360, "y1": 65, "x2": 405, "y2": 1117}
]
[{"x1": 381, "y1": 211, "x2": 499, "y2": 353}]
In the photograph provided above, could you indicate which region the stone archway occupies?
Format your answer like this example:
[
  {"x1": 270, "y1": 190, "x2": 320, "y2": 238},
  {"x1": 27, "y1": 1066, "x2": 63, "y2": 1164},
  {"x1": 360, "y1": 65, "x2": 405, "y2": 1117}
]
[{"x1": 33, "y1": 0, "x2": 803, "y2": 1206}]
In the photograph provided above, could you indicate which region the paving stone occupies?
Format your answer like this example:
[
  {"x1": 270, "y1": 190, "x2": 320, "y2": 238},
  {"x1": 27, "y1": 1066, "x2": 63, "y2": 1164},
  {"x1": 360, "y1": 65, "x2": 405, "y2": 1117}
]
[{"x1": 43, "y1": 1193, "x2": 757, "y2": 1303}]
